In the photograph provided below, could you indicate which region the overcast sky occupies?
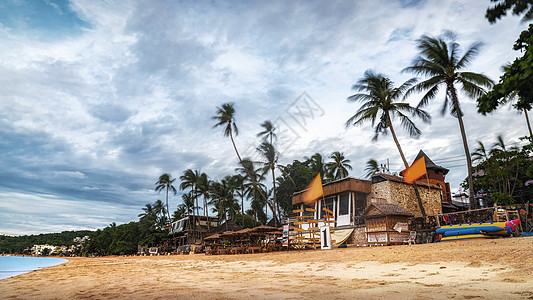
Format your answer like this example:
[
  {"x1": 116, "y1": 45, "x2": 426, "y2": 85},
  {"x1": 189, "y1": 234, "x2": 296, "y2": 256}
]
[{"x1": 0, "y1": 0, "x2": 528, "y2": 235}]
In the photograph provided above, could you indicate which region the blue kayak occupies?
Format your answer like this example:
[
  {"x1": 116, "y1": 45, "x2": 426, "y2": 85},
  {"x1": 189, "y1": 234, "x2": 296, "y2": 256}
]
[{"x1": 436, "y1": 225, "x2": 509, "y2": 235}]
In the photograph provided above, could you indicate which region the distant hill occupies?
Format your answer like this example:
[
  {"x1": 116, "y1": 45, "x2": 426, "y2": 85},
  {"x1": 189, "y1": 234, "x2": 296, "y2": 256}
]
[{"x1": 0, "y1": 230, "x2": 94, "y2": 254}]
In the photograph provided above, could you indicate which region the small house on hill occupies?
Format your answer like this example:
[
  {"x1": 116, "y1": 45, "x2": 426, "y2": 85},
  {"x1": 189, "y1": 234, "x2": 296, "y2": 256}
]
[{"x1": 362, "y1": 203, "x2": 414, "y2": 245}]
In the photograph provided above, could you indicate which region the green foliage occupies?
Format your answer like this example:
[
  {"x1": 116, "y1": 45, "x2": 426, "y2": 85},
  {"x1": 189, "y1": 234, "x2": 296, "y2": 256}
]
[
  {"x1": 466, "y1": 135, "x2": 533, "y2": 205},
  {"x1": 486, "y1": 0, "x2": 533, "y2": 24},
  {"x1": 276, "y1": 160, "x2": 317, "y2": 218},
  {"x1": 0, "y1": 230, "x2": 93, "y2": 254},
  {"x1": 41, "y1": 248, "x2": 51, "y2": 256},
  {"x1": 477, "y1": 24, "x2": 533, "y2": 114}
]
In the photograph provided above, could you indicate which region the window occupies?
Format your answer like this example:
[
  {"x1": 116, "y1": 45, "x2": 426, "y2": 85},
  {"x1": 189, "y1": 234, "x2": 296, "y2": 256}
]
[
  {"x1": 354, "y1": 192, "x2": 366, "y2": 216},
  {"x1": 339, "y1": 193, "x2": 350, "y2": 215}
]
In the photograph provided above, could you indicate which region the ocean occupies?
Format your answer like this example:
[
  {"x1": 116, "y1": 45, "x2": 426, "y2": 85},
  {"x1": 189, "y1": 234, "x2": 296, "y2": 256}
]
[{"x1": 0, "y1": 256, "x2": 67, "y2": 280}]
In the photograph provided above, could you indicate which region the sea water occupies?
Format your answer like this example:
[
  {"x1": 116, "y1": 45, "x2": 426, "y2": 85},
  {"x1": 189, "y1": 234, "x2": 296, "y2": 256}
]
[{"x1": 0, "y1": 256, "x2": 67, "y2": 280}]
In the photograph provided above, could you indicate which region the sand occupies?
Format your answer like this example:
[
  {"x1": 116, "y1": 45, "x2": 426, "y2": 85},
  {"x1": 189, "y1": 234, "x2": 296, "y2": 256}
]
[{"x1": 1, "y1": 237, "x2": 532, "y2": 299}]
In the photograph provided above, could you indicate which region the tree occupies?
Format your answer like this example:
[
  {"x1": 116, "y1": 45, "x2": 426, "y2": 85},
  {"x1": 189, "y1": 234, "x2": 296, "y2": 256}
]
[
  {"x1": 326, "y1": 151, "x2": 352, "y2": 180},
  {"x1": 212, "y1": 103, "x2": 271, "y2": 222},
  {"x1": 197, "y1": 172, "x2": 212, "y2": 232},
  {"x1": 486, "y1": 0, "x2": 533, "y2": 24},
  {"x1": 179, "y1": 169, "x2": 200, "y2": 235},
  {"x1": 238, "y1": 158, "x2": 268, "y2": 224},
  {"x1": 276, "y1": 160, "x2": 317, "y2": 217},
  {"x1": 154, "y1": 173, "x2": 177, "y2": 227},
  {"x1": 403, "y1": 32, "x2": 493, "y2": 208},
  {"x1": 257, "y1": 120, "x2": 277, "y2": 145},
  {"x1": 231, "y1": 174, "x2": 247, "y2": 227},
  {"x1": 305, "y1": 153, "x2": 328, "y2": 180},
  {"x1": 364, "y1": 159, "x2": 380, "y2": 179},
  {"x1": 477, "y1": 24, "x2": 533, "y2": 137},
  {"x1": 346, "y1": 70, "x2": 430, "y2": 216},
  {"x1": 257, "y1": 141, "x2": 280, "y2": 224},
  {"x1": 209, "y1": 176, "x2": 239, "y2": 231}
]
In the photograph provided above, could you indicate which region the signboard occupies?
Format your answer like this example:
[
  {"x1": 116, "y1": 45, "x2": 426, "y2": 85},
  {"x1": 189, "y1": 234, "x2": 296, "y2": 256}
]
[
  {"x1": 320, "y1": 225, "x2": 331, "y2": 250},
  {"x1": 367, "y1": 232, "x2": 387, "y2": 243},
  {"x1": 393, "y1": 222, "x2": 409, "y2": 233},
  {"x1": 389, "y1": 232, "x2": 410, "y2": 243},
  {"x1": 282, "y1": 224, "x2": 289, "y2": 247}
]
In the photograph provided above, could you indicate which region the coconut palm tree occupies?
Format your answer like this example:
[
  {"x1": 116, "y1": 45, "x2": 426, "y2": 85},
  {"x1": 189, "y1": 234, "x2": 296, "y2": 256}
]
[
  {"x1": 180, "y1": 169, "x2": 201, "y2": 235},
  {"x1": 180, "y1": 193, "x2": 199, "y2": 231},
  {"x1": 403, "y1": 32, "x2": 494, "y2": 208},
  {"x1": 257, "y1": 120, "x2": 277, "y2": 145},
  {"x1": 197, "y1": 172, "x2": 212, "y2": 231},
  {"x1": 305, "y1": 153, "x2": 328, "y2": 180},
  {"x1": 209, "y1": 176, "x2": 238, "y2": 231},
  {"x1": 326, "y1": 151, "x2": 352, "y2": 180},
  {"x1": 364, "y1": 159, "x2": 380, "y2": 179},
  {"x1": 257, "y1": 141, "x2": 280, "y2": 223},
  {"x1": 231, "y1": 174, "x2": 247, "y2": 227},
  {"x1": 153, "y1": 199, "x2": 168, "y2": 229},
  {"x1": 346, "y1": 70, "x2": 431, "y2": 216},
  {"x1": 154, "y1": 173, "x2": 177, "y2": 227},
  {"x1": 212, "y1": 103, "x2": 270, "y2": 215}
]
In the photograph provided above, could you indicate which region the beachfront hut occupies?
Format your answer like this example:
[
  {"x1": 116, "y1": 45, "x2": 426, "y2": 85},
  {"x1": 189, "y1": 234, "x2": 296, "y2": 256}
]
[
  {"x1": 362, "y1": 203, "x2": 414, "y2": 245},
  {"x1": 168, "y1": 215, "x2": 219, "y2": 248}
]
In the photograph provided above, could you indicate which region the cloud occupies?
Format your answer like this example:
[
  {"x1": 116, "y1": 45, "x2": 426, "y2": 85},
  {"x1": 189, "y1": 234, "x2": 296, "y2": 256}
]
[{"x1": 0, "y1": 0, "x2": 529, "y2": 235}]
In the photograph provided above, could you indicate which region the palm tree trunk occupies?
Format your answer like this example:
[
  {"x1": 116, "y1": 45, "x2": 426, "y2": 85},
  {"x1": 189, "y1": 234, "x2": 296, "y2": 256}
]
[
  {"x1": 386, "y1": 112, "x2": 426, "y2": 217},
  {"x1": 205, "y1": 196, "x2": 210, "y2": 233},
  {"x1": 229, "y1": 130, "x2": 278, "y2": 224},
  {"x1": 450, "y1": 87, "x2": 475, "y2": 209},
  {"x1": 271, "y1": 166, "x2": 280, "y2": 225},
  {"x1": 241, "y1": 183, "x2": 245, "y2": 227},
  {"x1": 524, "y1": 108, "x2": 533, "y2": 137},
  {"x1": 165, "y1": 185, "x2": 171, "y2": 227}
]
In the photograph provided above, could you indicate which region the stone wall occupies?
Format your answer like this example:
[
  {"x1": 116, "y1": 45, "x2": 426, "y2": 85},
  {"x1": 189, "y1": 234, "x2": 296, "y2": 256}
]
[
  {"x1": 371, "y1": 181, "x2": 442, "y2": 218},
  {"x1": 347, "y1": 225, "x2": 367, "y2": 245}
]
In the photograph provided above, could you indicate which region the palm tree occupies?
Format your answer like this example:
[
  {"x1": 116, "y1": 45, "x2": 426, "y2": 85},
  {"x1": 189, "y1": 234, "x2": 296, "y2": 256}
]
[
  {"x1": 180, "y1": 169, "x2": 200, "y2": 235},
  {"x1": 364, "y1": 159, "x2": 380, "y2": 179},
  {"x1": 153, "y1": 199, "x2": 167, "y2": 229},
  {"x1": 212, "y1": 103, "x2": 270, "y2": 219},
  {"x1": 209, "y1": 176, "x2": 238, "y2": 231},
  {"x1": 154, "y1": 173, "x2": 177, "y2": 227},
  {"x1": 257, "y1": 141, "x2": 280, "y2": 224},
  {"x1": 490, "y1": 135, "x2": 519, "y2": 196},
  {"x1": 197, "y1": 172, "x2": 212, "y2": 232},
  {"x1": 305, "y1": 153, "x2": 328, "y2": 180},
  {"x1": 326, "y1": 151, "x2": 352, "y2": 180},
  {"x1": 180, "y1": 193, "x2": 199, "y2": 230},
  {"x1": 403, "y1": 32, "x2": 494, "y2": 208},
  {"x1": 257, "y1": 120, "x2": 277, "y2": 145},
  {"x1": 346, "y1": 70, "x2": 431, "y2": 216},
  {"x1": 231, "y1": 174, "x2": 247, "y2": 227}
]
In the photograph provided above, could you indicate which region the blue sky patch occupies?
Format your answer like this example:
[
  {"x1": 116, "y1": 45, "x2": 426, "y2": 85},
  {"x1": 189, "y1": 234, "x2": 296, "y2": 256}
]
[{"x1": 0, "y1": 0, "x2": 90, "y2": 39}]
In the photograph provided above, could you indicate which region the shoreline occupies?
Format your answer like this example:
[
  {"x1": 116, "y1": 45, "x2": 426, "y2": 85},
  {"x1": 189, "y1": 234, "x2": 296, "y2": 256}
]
[{"x1": 1, "y1": 237, "x2": 532, "y2": 299}]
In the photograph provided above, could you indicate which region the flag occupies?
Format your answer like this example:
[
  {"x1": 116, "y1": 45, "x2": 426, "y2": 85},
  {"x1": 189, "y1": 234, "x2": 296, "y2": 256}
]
[
  {"x1": 402, "y1": 157, "x2": 427, "y2": 184},
  {"x1": 302, "y1": 173, "x2": 323, "y2": 204}
]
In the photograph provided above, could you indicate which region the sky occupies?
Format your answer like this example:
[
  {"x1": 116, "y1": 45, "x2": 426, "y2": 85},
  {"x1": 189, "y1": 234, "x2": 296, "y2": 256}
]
[{"x1": 0, "y1": 0, "x2": 529, "y2": 235}]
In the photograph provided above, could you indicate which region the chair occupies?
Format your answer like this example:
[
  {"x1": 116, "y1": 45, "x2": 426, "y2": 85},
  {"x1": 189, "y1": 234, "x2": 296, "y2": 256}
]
[{"x1": 404, "y1": 231, "x2": 417, "y2": 245}]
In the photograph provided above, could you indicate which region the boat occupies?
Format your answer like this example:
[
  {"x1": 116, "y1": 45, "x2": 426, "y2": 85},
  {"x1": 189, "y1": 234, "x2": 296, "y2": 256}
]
[
  {"x1": 440, "y1": 233, "x2": 495, "y2": 242},
  {"x1": 436, "y1": 219, "x2": 520, "y2": 242}
]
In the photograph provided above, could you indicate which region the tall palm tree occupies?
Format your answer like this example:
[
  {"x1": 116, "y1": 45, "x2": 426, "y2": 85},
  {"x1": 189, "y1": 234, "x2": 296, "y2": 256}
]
[
  {"x1": 257, "y1": 141, "x2": 280, "y2": 223},
  {"x1": 153, "y1": 199, "x2": 167, "y2": 229},
  {"x1": 403, "y1": 32, "x2": 494, "y2": 208},
  {"x1": 472, "y1": 141, "x2": 497, "y2": 195},
  {"x1": 326, "y1": 151, "x2": 352, "y2": 180},
  {"x1": 257, "y1": 120, "x2": 277, "y2": 145},
  {"x1": 364, "y1": 159, "x2": 380, "y2": 179},
  {"x1": 197, "y1": 172, "x2": 212, "y2": 232},
  {"x1": 209, "y1": 176, "x2": 237, "y2": 231},
  {"x1": 231, "y1": 174, "x2": 247, "y2": 227},
  {"x1": 346, "y1": 70, "x2": 431, "y2": 216},
  {"x1": 180, "y1": 169, "x2": 200, "y2": 235},
  {"x1": 212, "y1": 103, "x2": 270, "y2": 220},
  {"x1": 154, "y1": 173, "x2": 177, "y2": 227},
  {"x1": 180, "y1": 193, "x2": 199, "y2": 230}
]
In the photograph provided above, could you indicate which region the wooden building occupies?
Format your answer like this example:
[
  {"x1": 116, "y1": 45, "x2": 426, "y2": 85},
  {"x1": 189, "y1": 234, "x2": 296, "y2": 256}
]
[
  {"x1": 169, "y1": 215, "x2": 219, "y2": 247},
  {"x1": 292, "y1": 177, "x2": 372, "y2": 227},
  {"x1": 362, "y1": 203, "x2": 414, "y2": 245}
]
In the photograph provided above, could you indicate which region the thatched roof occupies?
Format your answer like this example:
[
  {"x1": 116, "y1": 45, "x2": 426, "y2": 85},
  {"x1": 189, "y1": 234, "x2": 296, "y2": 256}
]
[
  {"x1": 211, "y1": 220, "x2": 242, "y2": 234},
  {"x1": 204, "y1": 233, "x2": 221, "y2": 240},
  {"x1": 362, "y1": 203, "x2": 414, "y2": 219}
]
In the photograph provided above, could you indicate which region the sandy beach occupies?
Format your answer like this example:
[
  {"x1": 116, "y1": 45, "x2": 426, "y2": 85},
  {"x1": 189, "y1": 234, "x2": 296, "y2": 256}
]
[{"x1": 1, "y1": 237, "x2": 532, "y2": 299}]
